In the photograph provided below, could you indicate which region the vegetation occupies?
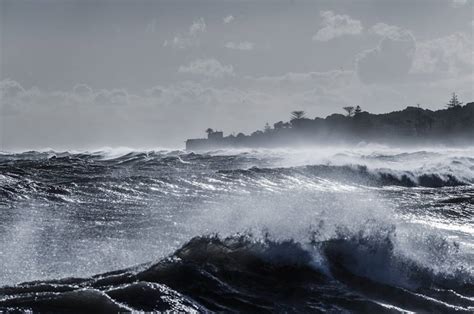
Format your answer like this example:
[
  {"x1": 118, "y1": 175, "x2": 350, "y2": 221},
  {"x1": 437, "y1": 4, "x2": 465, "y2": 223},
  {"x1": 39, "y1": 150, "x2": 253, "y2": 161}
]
[
  {"x1": 446, "y1": 92, "x2": 463, "y2": 109},
  {"x1": 205, "y1": 128, "x2": 214, "y2": 135},
  {"x1": 355, "y1": 105, "x2": 362, "y2": 115},
  {"x1": 290, "y1": 110, "x2": 305, "y2": 120},
  {"x1": 343, "y1": 106, "x2": 355, "y2": 117},
  {"x1": 187, "y1": 94, "x2": 473, "y2": 150}
]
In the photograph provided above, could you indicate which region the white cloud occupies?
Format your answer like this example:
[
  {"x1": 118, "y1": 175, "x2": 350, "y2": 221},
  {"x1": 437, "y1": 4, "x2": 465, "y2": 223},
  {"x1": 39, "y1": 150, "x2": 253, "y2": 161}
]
[
  {"x1": 411, "y1": 32, "x2": 473, "y2": 75},
  {"x1": 73, "y1": 84, "x2": 93, "y2": 98},
  {"x1": 178, "y1": 59, "x2": 235, "y2": 78},
  {"x1": 0, "y1": 79, "x2": 25, "y2": 98},
  {"x1": 357, "y1": 29, "x2": 416, "y2": 84},
  {"x1": 163, "y1": 18, "x2": 206, "y2": 49},
  {"x1": 369, "y1": 23, "x2": 412, "y2": 40},
  {"x1": 189, "y1": 18, "x2": 206, "y2": 35},
  {"x1": 225, "y1": 41, "x2": 255, "y2": 51},
  {"x1": 245, "y1": 70, "x2": 354, "y2": 94},
  {"x1": 223, "y1": 15, "x2": 234, "y2": 24},
  {"x1": 313, "y1": 11, "x2": 363, "y2": 41}
]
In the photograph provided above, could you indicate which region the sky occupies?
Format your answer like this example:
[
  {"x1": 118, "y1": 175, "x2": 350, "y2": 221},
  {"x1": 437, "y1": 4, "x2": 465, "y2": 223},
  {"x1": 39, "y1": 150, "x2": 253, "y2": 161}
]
[{"x1": 0, "y1": 0, "x2": 473, "y2": 150}]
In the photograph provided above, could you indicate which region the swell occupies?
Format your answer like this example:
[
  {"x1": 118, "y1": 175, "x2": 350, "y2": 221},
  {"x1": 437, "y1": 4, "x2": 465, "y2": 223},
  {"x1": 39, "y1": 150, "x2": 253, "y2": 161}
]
[
  {"x1": 1, "y1": 233, "x2": 473, "y2": 313},
  {"x1": 1, "y1": 151, "x2": 473, "y2": 204},
  {"x1": 219, "y1": 164, "x2": 472, "y2": 188}
]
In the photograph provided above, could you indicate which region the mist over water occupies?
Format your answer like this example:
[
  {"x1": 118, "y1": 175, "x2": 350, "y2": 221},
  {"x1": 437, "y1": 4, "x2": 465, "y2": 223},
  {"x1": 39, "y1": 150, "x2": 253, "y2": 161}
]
[{"x1": 0, "y1": 146, "x2": 473, "y2": 312}]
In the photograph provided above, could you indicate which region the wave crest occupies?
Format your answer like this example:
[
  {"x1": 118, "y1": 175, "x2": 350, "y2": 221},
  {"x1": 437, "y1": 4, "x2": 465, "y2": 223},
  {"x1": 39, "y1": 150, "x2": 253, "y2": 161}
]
[{"x1": 2, "y1": 232, "x2": 473, "y2": 313}]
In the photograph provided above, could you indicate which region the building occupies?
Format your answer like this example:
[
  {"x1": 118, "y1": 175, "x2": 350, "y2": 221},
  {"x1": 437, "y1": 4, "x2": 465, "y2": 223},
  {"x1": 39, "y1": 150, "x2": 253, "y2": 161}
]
[{"x1": 208, "y1": 131, "x2": 223, "y2": 140}]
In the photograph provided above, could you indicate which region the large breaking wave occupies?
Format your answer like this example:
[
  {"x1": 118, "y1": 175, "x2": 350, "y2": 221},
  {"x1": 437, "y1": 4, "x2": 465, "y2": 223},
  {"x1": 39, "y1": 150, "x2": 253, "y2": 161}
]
[
  {"x1": 1, "y1": 231, "x2": 473, "y2": 312},
  {"x1": 1, "y1": 149, "x2": 473, "y2": 203}
]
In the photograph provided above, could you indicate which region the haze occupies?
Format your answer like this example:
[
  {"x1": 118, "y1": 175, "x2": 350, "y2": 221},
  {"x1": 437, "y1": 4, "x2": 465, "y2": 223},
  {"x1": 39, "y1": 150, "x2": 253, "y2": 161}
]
[{"x1": 0, "y1": 0, "x2": 473, "y2": 150}]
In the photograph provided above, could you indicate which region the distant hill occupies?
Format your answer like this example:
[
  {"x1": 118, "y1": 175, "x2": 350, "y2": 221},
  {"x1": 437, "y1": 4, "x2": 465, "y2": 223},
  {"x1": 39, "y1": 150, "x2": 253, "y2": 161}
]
[{"x1": 186, "y1": 102, "x2": 474, "y2": 150}]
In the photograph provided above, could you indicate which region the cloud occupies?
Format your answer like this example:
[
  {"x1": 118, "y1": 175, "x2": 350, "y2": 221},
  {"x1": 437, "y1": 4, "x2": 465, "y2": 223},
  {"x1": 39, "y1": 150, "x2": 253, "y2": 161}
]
[
  {"x1": 411, "y1": 32, "x2": 473, "y2": 75},
  {"x1": 245, "y1": 70, "x2": 354, "y2": 94},
  {"x1": 451, "y1": 0, "x2": 468, "y2": 7},
  {"x1": 357, "y1": 25, "x2": 416, "y2": 84},
  {"x1": 163, "y1": 18, "x2": 206, "y2": 49},
  {"x1": 73, "y1": 84, "x2": 93, "y2": 98},
  {"x1": 313, "y1": 11, "x2": 363, "y2": 41},
  {"x1": 178, "y1": 59, "x2": 235, "y2": 78},
  {"x1": 0, "y1": 79, "x2": 25, "y2": 98},
  {"x1": 225, "y1": 41, "x2": 255, "y2": 51},
  {"x1": 189, "y1": 18, "x2": 206, "y2": 35},
  {"x1": 93, "y1": 89, "x2": 129, "y2": 106},
  {"x1": 0, "y1": 79, "x2": 284, "y2": 149},
  {"x1": 223, "y1": 15, "x2": 234, "y2": 24},
  {"x1": 369, "y1": 23, "x2": 412, "y2": 40},
  {"x1": 0, "y1": 79, "x2": 27, "y2": 116}
]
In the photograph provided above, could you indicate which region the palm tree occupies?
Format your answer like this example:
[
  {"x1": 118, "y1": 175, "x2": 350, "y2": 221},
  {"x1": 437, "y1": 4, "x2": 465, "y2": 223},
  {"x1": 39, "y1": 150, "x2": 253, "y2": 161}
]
[{"x1": 291, "y1": 110, "x2": 305, "y2": 120}]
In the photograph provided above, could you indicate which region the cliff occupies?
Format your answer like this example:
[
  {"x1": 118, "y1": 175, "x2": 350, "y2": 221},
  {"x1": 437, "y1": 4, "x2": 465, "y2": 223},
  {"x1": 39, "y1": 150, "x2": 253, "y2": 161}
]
[{"x1": 186, "y1": 102, "x2": 474, "y2": 150}]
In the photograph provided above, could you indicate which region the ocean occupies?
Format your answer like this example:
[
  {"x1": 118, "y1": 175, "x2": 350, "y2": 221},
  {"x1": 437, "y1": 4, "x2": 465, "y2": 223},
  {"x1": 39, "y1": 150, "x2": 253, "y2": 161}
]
[{"x1": 0, "y1": 147, "x2": 473, "y2": 312}]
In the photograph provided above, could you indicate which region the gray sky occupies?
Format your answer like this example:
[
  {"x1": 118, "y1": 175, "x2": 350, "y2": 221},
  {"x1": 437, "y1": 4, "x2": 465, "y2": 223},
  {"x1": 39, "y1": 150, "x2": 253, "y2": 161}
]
[{"x1": 1, "y1": 0, "x2": 473, "y2": 150}]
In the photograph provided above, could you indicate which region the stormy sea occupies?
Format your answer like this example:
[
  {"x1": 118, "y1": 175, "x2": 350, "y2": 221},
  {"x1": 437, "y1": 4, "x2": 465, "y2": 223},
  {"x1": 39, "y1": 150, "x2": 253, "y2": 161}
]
[{"x1": 0, "y1": 147, "x2": 473, "y2": 313}]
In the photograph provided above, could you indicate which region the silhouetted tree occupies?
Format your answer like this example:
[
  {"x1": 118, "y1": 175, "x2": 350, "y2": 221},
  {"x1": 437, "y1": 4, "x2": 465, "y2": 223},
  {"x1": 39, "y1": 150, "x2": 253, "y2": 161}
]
[
  {"x1": 264, "y1": 122, "x2": 272, "y2": 133},
  {"x1": 251, "y1": 130, "x2": 264, "y2": 136},
  {"x1": 343, "y1": 106, "x2": 355, "y2": 117},
  {"x1": 205, "y1": 128, "x2": 214, "y2": 135},
  {"x1": 291, "y1": 110, "x2": 305, "y2": 120},
  {"x1": 274, "y1": 121, "x2": 284, "y2": 129},
  {"x1": 447, "y1": 92, "x2": 463, "y2": 109},
  {"x1": 354, "y1": 105, "x2": 362, "y2": 115}
]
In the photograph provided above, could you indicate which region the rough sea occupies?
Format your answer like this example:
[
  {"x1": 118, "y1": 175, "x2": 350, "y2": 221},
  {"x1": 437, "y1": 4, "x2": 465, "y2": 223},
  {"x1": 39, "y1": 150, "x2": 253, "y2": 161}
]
[{"x1": 0, "y1": 147, "x2": 473, "y2": 313}]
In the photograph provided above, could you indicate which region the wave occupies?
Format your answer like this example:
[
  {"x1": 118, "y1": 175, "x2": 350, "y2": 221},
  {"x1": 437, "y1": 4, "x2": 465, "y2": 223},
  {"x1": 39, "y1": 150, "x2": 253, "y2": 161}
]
[
  {"x1": 1, "y1": 150, "x2": 472, "y2": 191},
  {"x1": 1, "y1": 232, "x2": 473, "y2": 313},
  {"x1": 1, "y1": 148, "x2": 473, "y2": 312},
  {"x1": 1, "y1": 151, "x2": 473, "y2": 208},
  {"x1": 219, "y1": 164, "x2": 473, "y2": 188}
]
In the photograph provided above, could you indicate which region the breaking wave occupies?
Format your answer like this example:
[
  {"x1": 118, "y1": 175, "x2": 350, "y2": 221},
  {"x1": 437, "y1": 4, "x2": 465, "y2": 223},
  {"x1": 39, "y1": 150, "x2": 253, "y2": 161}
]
[
  {"x1": 1, "y1": 149, "x2": 473, "y2": 204},
  {"x1": 1, "y1": 231, "x2": 473, "y2": 313}
]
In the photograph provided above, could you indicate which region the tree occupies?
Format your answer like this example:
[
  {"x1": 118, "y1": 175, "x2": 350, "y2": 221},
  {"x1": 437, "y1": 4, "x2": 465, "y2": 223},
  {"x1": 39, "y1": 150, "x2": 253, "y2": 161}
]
[
  {"x1": 291, "y1": 110, "x2": 305, "y2": 120},
  {"x1": 355, "y1": 105, "x2": 362, "y2": 115},
  {"x1": 205, "y1": 128, "x2": 214, "y2": 135},
  {"x1": 446, "y1": 92, "x2": 463, "y2": 109},
  {"x1": 274, "y1": 121, "x2": 284, "y2": 129},
  {"x1": 343, "y1": 106, "x2": 355, "y2": 117},
  {"x1": 264, "y1": 122, "x2": 272, "y2": 133}
]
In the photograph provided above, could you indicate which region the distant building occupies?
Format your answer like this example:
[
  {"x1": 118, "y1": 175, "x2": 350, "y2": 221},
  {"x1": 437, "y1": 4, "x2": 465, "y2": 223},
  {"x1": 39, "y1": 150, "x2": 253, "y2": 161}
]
[
  {"x1": 186, "y1": 130, "x2": 225, "y2": 150},
  {"x1": 208, "y1": 131, "x2": 223, "y2": 140}
]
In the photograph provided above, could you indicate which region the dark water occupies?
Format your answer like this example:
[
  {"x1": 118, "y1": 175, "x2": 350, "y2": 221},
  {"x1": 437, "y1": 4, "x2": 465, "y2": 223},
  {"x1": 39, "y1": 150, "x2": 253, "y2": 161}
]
[{"x1": 0, "y1": 148, "x2": 473, "y2": 313}]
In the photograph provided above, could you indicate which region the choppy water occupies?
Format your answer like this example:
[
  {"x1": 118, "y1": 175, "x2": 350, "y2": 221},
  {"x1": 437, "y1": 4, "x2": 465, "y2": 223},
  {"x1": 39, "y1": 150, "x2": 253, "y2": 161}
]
[{"x1": 0, "y1": 147, "x2": 473, "y2": 312}]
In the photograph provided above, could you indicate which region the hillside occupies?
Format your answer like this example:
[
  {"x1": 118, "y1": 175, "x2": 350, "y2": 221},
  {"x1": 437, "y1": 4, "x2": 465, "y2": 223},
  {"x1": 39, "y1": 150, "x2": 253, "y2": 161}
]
[{"x1": 186, "y1": 102, "x2": 474, "y2": 150}]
